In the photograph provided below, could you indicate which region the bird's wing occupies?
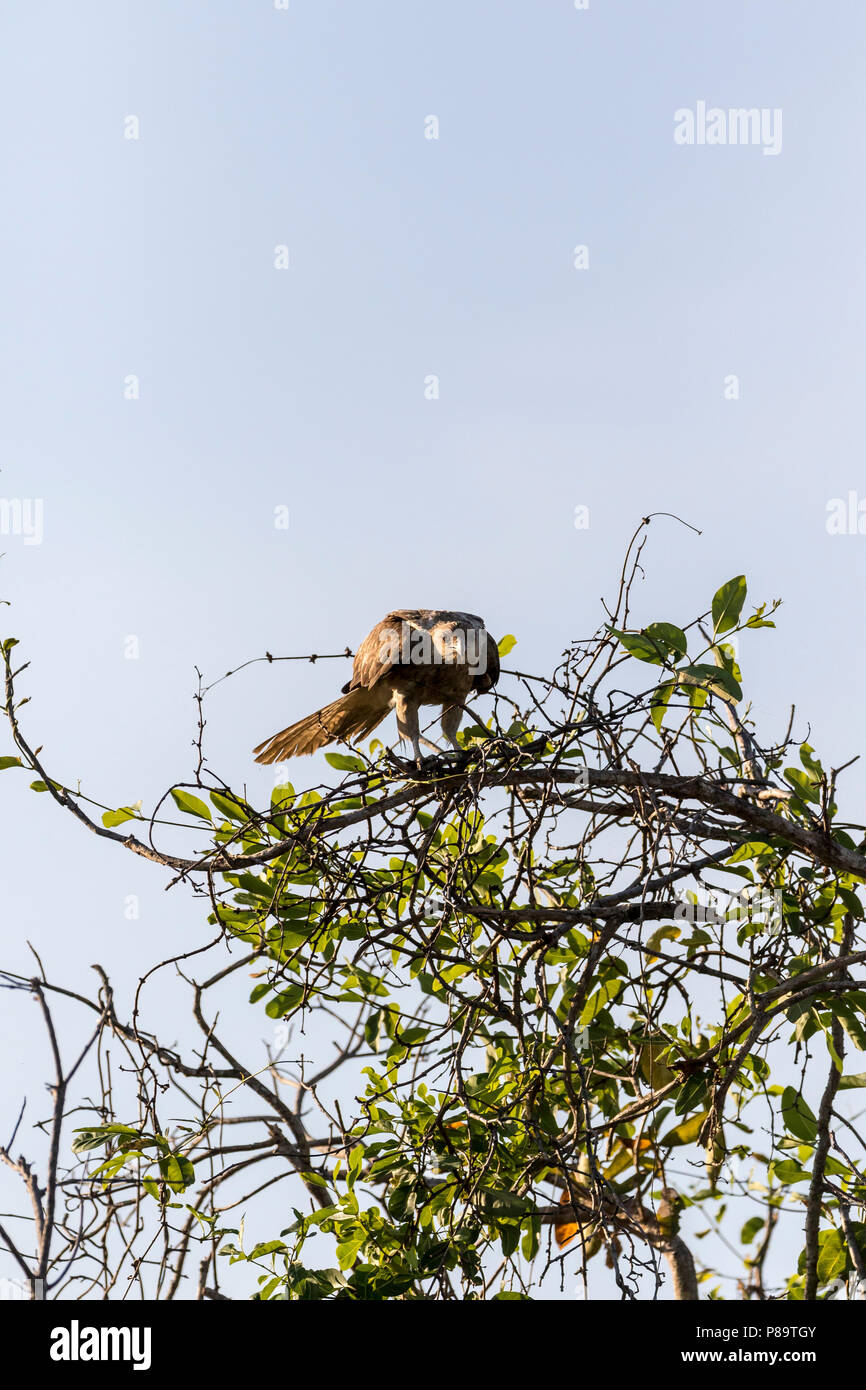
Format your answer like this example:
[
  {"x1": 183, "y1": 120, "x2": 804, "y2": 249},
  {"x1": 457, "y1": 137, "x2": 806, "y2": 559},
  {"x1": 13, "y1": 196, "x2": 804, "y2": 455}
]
[
  {"x1": 348, "y1": 612, "x2": 421, "y2": 690},
  {"x1": 476, "y1": 629, "x2": 500, "y2": 691}
]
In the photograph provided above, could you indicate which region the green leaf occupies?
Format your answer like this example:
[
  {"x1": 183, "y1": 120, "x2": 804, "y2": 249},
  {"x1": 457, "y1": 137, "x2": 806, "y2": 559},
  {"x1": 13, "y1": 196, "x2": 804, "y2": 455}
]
[
  {"x1": 712, "y1": 576, "x2": 747, "y2": 635},
  {"x1": 264, "y1": 984, "x2": 304, "y2": 1018},
  {"x1": 612, "y1": 630, "x2": 666, "y2": 665},
  {"x1": 299, "y1": 1171, "x2": 329, "y2": 1188},
  {"x1": 645, "y1": 623, "x2": 688, "y2": 660},
  {"x1": 170, "y1": 789, "x2": 213, "y2": 821},
  {"x1": 72, "y1": 1124, "x2": 142, "y2": 1153},
  {"x1": 799, "y1": 743, "x2": 824, "y2": 777},
  {"x1": 578, "y1": 978, "x2": 624, "y2": 1026},
  {"x1": 740, "y1": 1216, "x2": 764, "y2": 1245},
  {"x1": 336, "y1": 1238, "x2": 365, "y2": 1270},
  {"x1": 781, "y1": 1086, "x2": 818, "y2": 1142},
  {"x1": 604, "y1": 1148, "x2": 634, "y2": 1181},
  {"x1": 0, "y1": 756, "x2": 22, "y2": 771},
  {"x1": 102, "y1": 802, "x2": 142, "y2": 828},
  {"x1": 839, "y1": 1072, "x2": 866, "y2": 1090},
  {"x1": 674, "y1": 1073, "x2": 708, "y2": 1116},
  {"x1": 346, "y1": 1144, "x2": 364, "y2": 1192},
  {"x1": 639, "y1": 1037, "x2": 677, "y2": 1090},
  {"x1": 324, "y1": 753, "x2": 366, "y2": 772},
  {"x1": 211, "y1": 790, "x2": 252, "y2": 822},
  {"x1": 249, "y1": 1239, "x2": 287, "y2": 1259},
  {"x1": 660, "y1": 1111, "x2": 708, "y2": 1147},
  {"x1": 646, "y1": 925, "x2": 681, "y2": 959},
  {"x1": 770, "y1": 1158, "x2": 811, "y2": 1185},
  {"x1": 783, "y1": 768, "x2": 820, "y2": 804},
  {"x1": 500, "y1": 1224, "x2": 521, "y2": 1257},
  {"x1": 158, "y1": 1154, "x2": 195, "y2": 1192},
  {"x1": 650, "y1": 681, "x2": 675, "y2": 733},
  {"x1": 497, "y1": 635, "x2": 517, "y2": 658},
  {"x1": 678, "y1": 664, "x2": 743, "y2": 703},
  {"x1": 816, "y1": 1227, "x2": 847, "y2": 1285},
  {"x1": 478, "y1": 1190, "x2": 533, "y2": 1218}
]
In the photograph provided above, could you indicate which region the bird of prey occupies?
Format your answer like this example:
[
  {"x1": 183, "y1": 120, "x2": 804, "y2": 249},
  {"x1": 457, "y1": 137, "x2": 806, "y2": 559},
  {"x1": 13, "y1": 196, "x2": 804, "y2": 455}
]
[{"x1": 253, "y1": 609, "x2": 500, "y2": 767}]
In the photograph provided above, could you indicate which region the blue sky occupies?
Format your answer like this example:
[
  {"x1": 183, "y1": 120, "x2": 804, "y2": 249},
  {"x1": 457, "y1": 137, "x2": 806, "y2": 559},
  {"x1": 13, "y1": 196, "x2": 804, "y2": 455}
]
[{"x1": 1, "y1": 0, "x2": 865, "y2": 1297}]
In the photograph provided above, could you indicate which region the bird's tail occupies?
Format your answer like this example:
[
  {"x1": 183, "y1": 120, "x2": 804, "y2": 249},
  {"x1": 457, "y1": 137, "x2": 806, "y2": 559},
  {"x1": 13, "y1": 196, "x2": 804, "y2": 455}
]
[{"x1": 253, "y1": 688, "x2": 390, "y2": 764}]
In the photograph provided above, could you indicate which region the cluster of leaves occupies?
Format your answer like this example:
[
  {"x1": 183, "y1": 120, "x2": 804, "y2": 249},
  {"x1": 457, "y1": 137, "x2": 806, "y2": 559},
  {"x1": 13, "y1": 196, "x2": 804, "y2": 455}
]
[{"x1": 72, "y1": 1124, "x2": 198, "y2": 1197}]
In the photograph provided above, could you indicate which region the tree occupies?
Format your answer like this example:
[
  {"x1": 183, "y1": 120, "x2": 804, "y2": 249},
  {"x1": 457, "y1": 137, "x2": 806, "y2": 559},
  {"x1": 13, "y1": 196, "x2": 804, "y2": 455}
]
[{"x1": 2, "y1": 519, "x2": 866, "y2": 1301}]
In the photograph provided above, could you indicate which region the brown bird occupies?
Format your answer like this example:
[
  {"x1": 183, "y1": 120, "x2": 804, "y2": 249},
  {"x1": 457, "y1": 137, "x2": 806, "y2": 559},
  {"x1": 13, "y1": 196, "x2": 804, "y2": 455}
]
[{"x1": 253, "y1": 609, "x2": 500, "y2": 766}]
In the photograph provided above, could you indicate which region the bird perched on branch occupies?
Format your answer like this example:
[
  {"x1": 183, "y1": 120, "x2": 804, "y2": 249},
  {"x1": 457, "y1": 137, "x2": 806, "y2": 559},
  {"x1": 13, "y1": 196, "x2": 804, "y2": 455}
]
[{"x1": 253, "y1": 609, "x2": 500, "y2": 767}]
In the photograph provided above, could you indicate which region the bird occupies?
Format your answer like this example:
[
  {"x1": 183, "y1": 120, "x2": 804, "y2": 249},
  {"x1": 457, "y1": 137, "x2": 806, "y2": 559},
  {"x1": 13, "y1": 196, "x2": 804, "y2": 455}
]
[{"x1": 253, "y1": 609, "x2": 500, "y2": 767}]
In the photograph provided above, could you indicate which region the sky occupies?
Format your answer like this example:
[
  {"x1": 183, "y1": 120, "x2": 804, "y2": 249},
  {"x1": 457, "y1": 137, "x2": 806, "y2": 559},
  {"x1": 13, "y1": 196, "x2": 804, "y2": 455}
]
[{"x1": 1, "y1": 0, "x2": 865, "y2": 1299}]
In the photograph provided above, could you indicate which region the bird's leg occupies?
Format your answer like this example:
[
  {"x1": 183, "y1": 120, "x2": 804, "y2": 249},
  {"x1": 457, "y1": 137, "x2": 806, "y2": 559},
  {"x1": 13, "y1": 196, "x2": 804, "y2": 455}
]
[
  {"x1": 440, "y1": 703, "x2": 462, "y2": 753},
  {"x1": 394, "y1": 692, "x2": 423, "y2": 767}
]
